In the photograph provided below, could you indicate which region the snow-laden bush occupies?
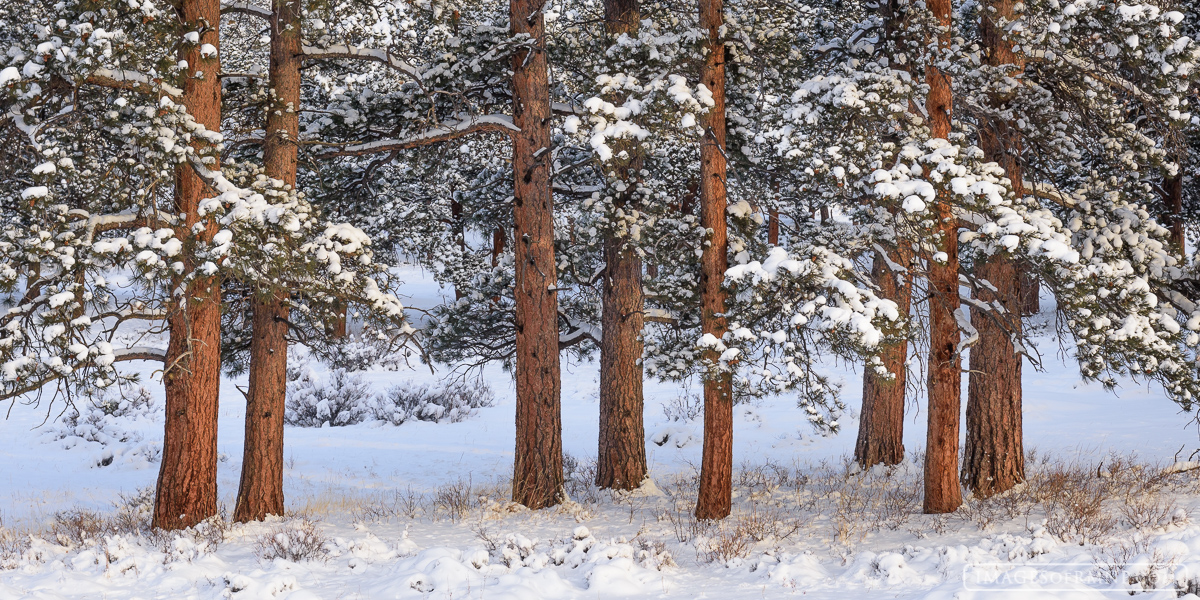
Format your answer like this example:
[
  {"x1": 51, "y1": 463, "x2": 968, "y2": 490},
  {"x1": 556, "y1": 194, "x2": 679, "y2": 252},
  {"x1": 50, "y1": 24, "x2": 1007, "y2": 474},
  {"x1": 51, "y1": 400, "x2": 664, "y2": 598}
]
[
  {"x1": 373, "y1": 379, "x2": 494, "y2": 425},
  {"x1": 53, "y1": 386, "x2": 157, "y2": 446},
  {"x1": 284, "y1": 369, "x2": 374, "y2": 427}
]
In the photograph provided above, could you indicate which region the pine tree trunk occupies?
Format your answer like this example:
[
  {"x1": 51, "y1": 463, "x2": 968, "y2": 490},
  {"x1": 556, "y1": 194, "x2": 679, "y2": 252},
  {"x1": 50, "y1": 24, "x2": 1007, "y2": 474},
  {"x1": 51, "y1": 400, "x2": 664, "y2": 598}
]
[
  {"x1": 452, "y1": 196, "x2": 467, "y2": 301},
  {"x1": 1019, "y1": 269, "x2": 1040, "y2": 316},
  {"x1": 596, "y1": 0, "x2": 647, "y2": 492},
  {"x1": 695, "y1": 0, "x2": 733, "y2": 521},
  {"x1": 236, "y1": 294, "x2": 289, "y2": 521},
  {"x1": 234, "y1": 0, "x2": 300, "y2": 523},
  {"x1": 510, "y1": 0, "x2": 563, "y2": 509},
  {"x1": 855, "y1": 247, "x2": 910, "y2": 468},
  {"x1": 922, "y1": 0, "x2": 962, "y2": 514},
  {"x1": 768, "y1": 209, "x2": 779, "y2": 245},
  {"x1": 963, "y1": 256, "x2": 1023, "y2": 496},
  {"x1": 154, "y1": 0, "x2": 222, "y2": 530},
  {"x1": 963, "y1": 0, "x2": 1025, "y2": 498},
  {"x1": 597, "y1": 236, "x2": 647, "y2": 490},
  {"x1": 1164, "y1": 173, "x2": 1184, "y2": 254}
]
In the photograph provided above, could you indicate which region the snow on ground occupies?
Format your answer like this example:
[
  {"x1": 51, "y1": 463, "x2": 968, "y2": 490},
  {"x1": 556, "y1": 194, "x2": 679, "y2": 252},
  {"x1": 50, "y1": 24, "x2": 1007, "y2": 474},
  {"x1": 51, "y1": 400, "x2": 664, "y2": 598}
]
[{"x1": 2, "y1": 264, "x2": 1200, "y2": 599}]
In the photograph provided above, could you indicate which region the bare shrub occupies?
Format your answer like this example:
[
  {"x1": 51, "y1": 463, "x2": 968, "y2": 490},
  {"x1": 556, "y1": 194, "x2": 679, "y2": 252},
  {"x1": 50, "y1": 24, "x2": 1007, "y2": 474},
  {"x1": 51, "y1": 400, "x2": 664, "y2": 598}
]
[
  {"x1": 374, "y1": 379, "x2": 494, "y2": 425},
  {"x1": 51, "y1": 510, "x2": 109, "y2": 548},
  {"x1": 737, "y1": 502, "x2": 802, "y2": 543},
  {"x1": 696, "y1": 520, "x2": 754, "y2": 563},
  {"x1": 662, "y1": 392, "x2": 702, "y2": 422},
  {"x1": 0, "y1": 515, "x2": 31, "y2": 569},
  {"x1": 1093, "y1": 538, "x2": 1152, "y2": 584},
  {"x1": 355, "y1": 486, "x2": 426, "y2": 522},
  {"x1": 254, "y1": 519, "x2": 328, "y2": 562},
  {"x1": 1033, "y1": 462, "x2": 1117, "y2": 544},
  {"x1": 563, "y1": 453, "x2": 601, "y2": 505},
  {"x1": 433, "y1": 478, "x2": 478, "y2": 522},
  {"x1": 879, "y1": 475, "x2": 920, "y2": 530},
  {"x1": 1120, "y1": 494, "x2": 1178, "y2": 530},
  {"x1": 958, "y1": 497, "x2": 1003, "y2": 531}
]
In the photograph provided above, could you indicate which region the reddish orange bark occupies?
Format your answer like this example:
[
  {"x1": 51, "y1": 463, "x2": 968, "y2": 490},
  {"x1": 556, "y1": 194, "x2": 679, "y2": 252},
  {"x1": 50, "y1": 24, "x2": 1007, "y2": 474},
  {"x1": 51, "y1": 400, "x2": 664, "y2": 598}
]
[
  {"x1": 154, "y1": 0, "x2": 223, "y2": 530},
  {"x1": 695, "y1": 0, "x2": 734, "y2": 521},
  {"x1": 922, "y1": 0, "x2": 963, "y2": 514},
  {"x1": 510, "y1": 0, "x2": 563, "y2": 509}
]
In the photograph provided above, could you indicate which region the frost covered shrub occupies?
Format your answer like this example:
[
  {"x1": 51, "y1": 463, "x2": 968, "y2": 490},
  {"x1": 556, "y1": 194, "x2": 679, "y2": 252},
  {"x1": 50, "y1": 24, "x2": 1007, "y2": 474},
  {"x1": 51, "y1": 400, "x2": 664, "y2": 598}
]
[
  {"x1": 254, "y1": 519, "x2": 328, "y2": 562},
  {"x1": 284, "y1": 369, "x2": 373, "y2": 427},
  {"x1": 54, "y1": 386, "x2": 157, "y2": 445},
  {"x1": 373, "y1": 379, "x2": 494, "y2": 425}
]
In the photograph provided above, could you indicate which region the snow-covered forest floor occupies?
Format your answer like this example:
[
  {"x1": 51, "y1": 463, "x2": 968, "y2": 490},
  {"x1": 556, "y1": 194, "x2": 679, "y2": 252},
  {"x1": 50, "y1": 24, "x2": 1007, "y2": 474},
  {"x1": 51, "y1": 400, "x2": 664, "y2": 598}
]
[{"x1": 3, "y1": 266, "x2": 1200, "y2": 599}]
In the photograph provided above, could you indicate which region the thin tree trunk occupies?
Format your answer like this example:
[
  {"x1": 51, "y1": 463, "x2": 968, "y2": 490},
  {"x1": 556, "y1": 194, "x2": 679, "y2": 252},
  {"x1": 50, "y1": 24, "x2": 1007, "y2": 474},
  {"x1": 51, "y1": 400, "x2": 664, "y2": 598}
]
[
  {"x1": 452, "y1": 195, "x2": 467, "y2": 301},
  {"x1": 492, "y1": 227, "x2": 506, "y2": 268},
  {"x1": 510, "y1": 0, "x2": 563, "y2": 509},
  {"x1": 856, "y1": 247, "x2": 911, "y2": 468},
  {"x1": 1164, "y1": 173, "x2": 1185, "y2": 254},
  {"x1": 596, "y1": 0, "x2": 647, "y2": 492},
  {"x1": 963, "y1": 0, "x2": 1026, "y2": 498},
  {"x1": 234, "y1": 0, "x2": 300, "y2": 523},
  {"x1": 154, "y1": 0, "x2": 222, "y2": 530},
  {"x1": 922, "y1": 0, "x2": 962, "y2": 514},
  {"x1": 331, "y1": 304, "x2": 347, "y2": 337},
  {"x1": 768, "y1": 209, "x2": 779, "y2": 245},
  {"x1": 1019, "y1": 269, "x2": 1040, "y2": 316},
  {"x1": 695, "y1": 0, "x2": 733, "y2": 521}
]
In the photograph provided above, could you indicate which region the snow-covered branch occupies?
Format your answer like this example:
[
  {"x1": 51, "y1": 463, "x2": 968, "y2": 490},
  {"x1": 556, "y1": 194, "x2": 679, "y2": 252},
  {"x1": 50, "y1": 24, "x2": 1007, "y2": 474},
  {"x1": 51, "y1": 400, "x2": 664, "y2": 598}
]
[
  {"x1": 1022, "y1": 180, "x2": 1079, "y2": 208},
  {"x1": 300, "y1": 45, "x2": 421, "y2": 80},
  {"x1": 220, "y1": 1, "x2": 270, "y2": 19},
  {"x1": 84, "y1": 69, "x2": 182, "y2": 98},
  {"x1": 312, "y1": 115, "x2": 518, "y2": 159},
  {"x1": 1025, "y1": 49, "x2": 1156, "y2": 105},
  {"x1": 112, "y1": 347, "x2": 168, "y2": 363}
]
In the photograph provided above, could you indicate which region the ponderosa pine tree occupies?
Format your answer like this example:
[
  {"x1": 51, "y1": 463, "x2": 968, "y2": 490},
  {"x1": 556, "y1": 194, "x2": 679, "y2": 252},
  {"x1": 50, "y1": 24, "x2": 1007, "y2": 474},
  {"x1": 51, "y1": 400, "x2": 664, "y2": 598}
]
[
  {"x1": 855, "y1": 0, "x2": 914, "y2": 470},
  {"x1": 595, "y1": 0, "x2": 647, "y2": 492},
  {"x1": 961, "y1": 0, "x2": 1027, "y2": 498},
  {"x1": 0, "y1": 0, "x2": 228, "y2": 529},
  {"x1": 233, "y1": 0, "x2": 300, "y2": 522},
  {"x1": 695, "y1": 0, "x2": 734, "y2": 521},
  {"x1": 921, "y1": 0, "x2": 964, "y2": 514},
  {"x1": 509, "y1": 0, "x2": 563, "y2": 509}
]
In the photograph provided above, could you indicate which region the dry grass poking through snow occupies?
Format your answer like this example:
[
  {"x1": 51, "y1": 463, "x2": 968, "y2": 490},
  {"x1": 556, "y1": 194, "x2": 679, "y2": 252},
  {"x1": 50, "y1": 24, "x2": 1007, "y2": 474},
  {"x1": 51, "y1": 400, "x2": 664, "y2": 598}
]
[{"x1": 6, "y1": 448, "x2": 1200, "y2": 592}]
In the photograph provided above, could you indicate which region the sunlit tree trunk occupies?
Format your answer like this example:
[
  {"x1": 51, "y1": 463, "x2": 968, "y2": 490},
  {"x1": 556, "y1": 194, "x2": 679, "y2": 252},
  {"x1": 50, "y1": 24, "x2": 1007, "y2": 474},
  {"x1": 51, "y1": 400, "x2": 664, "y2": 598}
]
[
  {"x1": 695, "y1": 0, "x2": 734, "y2": 521},
  {"x1": 154, "y1": 0, "x2": 223, "y2": 530},
  {"x1": 234, "y1": 0, "x2": 301, "y2": 523},
  {"x1": 510, "y1": 0, "x2": 563, "y2": 509},
  {"x1": 596, "y1": 0, "x2": 647, "y2": 492},
  {"x1": 922, "y1": 0, "x2": 963, "y2": 514}
]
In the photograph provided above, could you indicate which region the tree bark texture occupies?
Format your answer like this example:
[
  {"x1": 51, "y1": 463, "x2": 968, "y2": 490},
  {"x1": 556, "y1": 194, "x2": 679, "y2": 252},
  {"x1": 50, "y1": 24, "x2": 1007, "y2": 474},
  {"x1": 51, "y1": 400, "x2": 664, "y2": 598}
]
[
  {"x1": 695, "y1": 0, "x2": 734, "y2": 521},
  {"x1": 922, "y1": 0, "x2": 963, "y2": 514},
  {"x1": 1019, "y1": 269, "x2": 1040, "y2": 316},
  {"x1": 597, "y1": 236, "x2": 647, "y2": 490},
  {"x1": 154, "y1": 0, "x2": 223, "y2": 530},
  {"x1": 1164, "y1": 173, "x2": 1185, "y2": 254},
  {"x1": 596, "y1": 0, "x2": 647, "y2": 492},
  {"x1": 856, "y1": 247, "x2": 911, "y2": 468},
  {"x1": 510, "y1": 0, "x2": 563, "y2": 509},
  {"x1": 234, "y1": 0, "x2": 300, "y2": 523},
  {"x1": 963, "y1": 0, "x2": 1026, "y2": 499}
]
